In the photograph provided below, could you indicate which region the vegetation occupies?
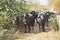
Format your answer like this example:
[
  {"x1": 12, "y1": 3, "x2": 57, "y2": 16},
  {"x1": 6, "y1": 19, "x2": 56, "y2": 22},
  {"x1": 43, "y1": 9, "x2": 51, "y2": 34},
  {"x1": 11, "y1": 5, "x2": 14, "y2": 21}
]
[
  {"x1": 48, "y1": 0, "x2": 60, "y2": 14},
  {"x1": 0, "y1": 0, "x2": 30, "y2": 29},
  {"x1": 0, "y1": 0, "x2": 30, "y2": 40}
]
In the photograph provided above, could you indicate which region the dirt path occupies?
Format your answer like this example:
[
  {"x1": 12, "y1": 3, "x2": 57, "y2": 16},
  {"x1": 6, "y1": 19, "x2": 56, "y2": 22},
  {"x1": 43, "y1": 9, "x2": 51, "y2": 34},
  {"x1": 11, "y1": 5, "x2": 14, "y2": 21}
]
[{"x1": 16, "y1": 31, "x2": 59, "y2": 40}]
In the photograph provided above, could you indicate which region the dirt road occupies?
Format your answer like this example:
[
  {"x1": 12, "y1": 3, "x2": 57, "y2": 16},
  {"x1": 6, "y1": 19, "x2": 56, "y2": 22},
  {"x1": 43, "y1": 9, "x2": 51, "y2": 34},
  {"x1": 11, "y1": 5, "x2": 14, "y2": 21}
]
[{"x1": 15, "y1": 31, "x2": 59, "y2": 40}]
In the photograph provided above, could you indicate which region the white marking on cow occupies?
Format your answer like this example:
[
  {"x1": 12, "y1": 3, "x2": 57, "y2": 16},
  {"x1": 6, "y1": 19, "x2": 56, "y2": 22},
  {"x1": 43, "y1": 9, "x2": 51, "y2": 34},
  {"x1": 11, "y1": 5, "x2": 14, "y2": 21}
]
[
  {"x1": 12, "y1": 20, "x2": 16, "y2": 25},
  {"x1": 13, "y1": 16, "x2": 17, "y2": 20},
  {"x1": 37, "y1": 18, "x2": 41, "y2": 22},
  {"x1": 41, "y1": 15, "x2": 44, "y2": 19}
]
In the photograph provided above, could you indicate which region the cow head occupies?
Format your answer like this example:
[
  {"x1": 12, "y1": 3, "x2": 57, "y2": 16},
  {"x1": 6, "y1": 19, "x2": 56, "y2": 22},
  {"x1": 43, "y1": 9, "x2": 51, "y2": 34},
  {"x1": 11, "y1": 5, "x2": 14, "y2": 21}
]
[
  {"x1": 45, "y1": 11, "x2": 54, "y2": 17},
  {"x1": 30, "y1": 11, "x2": 38, "y2": 18}
]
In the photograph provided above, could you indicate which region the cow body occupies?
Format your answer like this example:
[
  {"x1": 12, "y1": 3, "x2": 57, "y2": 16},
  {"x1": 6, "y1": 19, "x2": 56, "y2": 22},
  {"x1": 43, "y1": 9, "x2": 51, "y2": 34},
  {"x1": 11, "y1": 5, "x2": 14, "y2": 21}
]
[
  {"x1": 23, "y1": 11, "x2": 38, "y2": 33},
  {"x1": 37, "y1": 13, "x2": 46, "y2": 32},
  {"x1": 36, "y1": 11, "x2": 54, "y2": 32}
]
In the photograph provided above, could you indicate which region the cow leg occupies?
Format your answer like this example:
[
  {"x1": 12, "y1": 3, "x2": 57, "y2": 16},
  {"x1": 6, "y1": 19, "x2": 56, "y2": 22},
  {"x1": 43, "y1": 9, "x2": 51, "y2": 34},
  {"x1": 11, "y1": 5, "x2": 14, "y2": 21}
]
[
  {"x1": 28, "y1": 26, "x2": 31, "y2": 33},
  {"x1": 42, "y1": 23, "x2": 45, "y2": 32},
  {"x1": 46, "y1": 21, "x2": 48, "y2": 27},
  {"x1": 31, "y1": 26, "x2": 34, "y2": 32},
  {"x1": 24, "y1": 24, "x2": 27, "y2": 33},
  {"x1": 39, "y1": 24, "x2": 41, "y2": 32},
  {"x1": 46, "y1": 19, "x2": 48, "y2": 27},
  {"x1": 32, "y1": 26, "x2": 34, "y2": 31}
]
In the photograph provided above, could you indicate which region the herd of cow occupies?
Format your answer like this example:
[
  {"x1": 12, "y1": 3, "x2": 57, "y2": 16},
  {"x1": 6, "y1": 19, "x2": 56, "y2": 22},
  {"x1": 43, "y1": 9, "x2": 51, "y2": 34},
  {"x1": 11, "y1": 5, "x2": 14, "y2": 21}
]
[{"x1": 12, "y1": 11, "x2": 55, "y2": 33}]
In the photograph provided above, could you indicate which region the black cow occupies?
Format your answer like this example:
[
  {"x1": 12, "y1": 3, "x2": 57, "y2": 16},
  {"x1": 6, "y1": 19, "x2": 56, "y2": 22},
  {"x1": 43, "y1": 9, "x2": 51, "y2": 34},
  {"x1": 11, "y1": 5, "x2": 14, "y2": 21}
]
[
  {"x1": 23, "y1": 11, "x2": 37, "y2": 33},
  {"x1": 30, "y1": 11, "x2": 39, "y2": 23},
  {"x1": 30, "y1": 11, "x2": 38, "y2": 18}
]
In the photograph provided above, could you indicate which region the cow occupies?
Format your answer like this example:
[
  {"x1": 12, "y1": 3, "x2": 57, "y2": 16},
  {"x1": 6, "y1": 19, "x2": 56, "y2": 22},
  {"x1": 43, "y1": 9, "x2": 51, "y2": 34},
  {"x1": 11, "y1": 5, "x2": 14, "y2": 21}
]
[
  {"x1": 36, "y1": 11, "x2": 54, "y2": 32},
  {"x1": 37, "y1": 12, "x2": 46, "y2": 32},
  {"x1": 23, "y1": 11, "x2": 37, "y2": 33},
  {"x1": 12, "y1": 14, "x2": 23, "y2": 31},
  {"x1": 30, "y1": 11, "x2": 39, "y2": 24}
]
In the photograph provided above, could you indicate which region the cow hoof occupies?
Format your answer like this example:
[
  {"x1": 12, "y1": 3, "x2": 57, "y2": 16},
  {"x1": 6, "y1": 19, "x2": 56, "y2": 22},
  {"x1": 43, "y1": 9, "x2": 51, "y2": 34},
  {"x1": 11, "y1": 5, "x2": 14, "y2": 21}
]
[{"x1": 24, "y1": 31, "x2": 27, "y2": 33}]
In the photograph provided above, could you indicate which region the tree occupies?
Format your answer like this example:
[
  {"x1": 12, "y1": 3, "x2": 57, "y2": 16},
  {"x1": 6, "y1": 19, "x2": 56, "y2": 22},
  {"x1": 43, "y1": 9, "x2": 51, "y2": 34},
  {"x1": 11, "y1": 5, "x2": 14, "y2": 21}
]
[
  {"x1": 48, "y1": 0, "x2": 60, "y2": 14},
  {"x1": 0, "y1": 0, "x2": 30, "y2": 29}
]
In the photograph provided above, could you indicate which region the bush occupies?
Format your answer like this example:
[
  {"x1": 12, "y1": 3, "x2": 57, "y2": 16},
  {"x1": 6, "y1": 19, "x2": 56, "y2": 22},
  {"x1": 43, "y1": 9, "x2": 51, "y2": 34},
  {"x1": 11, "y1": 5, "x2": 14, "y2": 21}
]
[
  {"x1": 48, "y1": 14, "x2": 58, "y2": 31},
  {"x1": 0, "y1": 27, "x2": 15, "y2": 40},
  {"x1": 0, "y1": 0, "x2": 30, "y2": 30}
]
